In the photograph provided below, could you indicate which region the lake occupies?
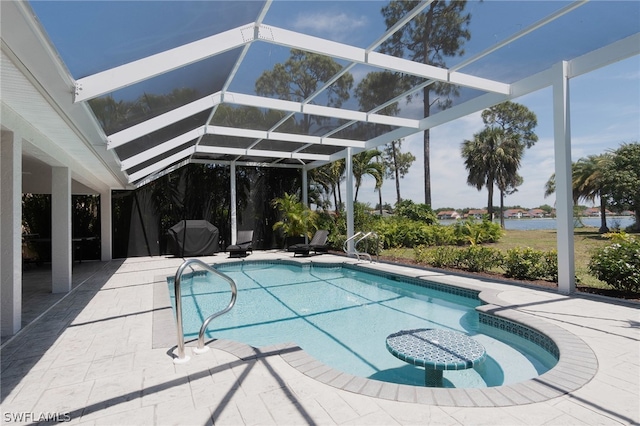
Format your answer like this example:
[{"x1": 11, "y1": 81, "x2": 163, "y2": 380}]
[{"x1": 440, "y1": 216, "x2": 636, "y2": 231}]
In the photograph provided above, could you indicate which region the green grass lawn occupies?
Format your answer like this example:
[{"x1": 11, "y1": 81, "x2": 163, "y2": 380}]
[{"x1": 381, "y1": 227, "x2": 614, "y2": 289}]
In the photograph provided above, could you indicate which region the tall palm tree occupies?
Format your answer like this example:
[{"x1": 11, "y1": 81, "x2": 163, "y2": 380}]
[
  {"x1": 309, "y1": 160, "x2": 345, "y2": 213},
  {"x1": 352, "y1": 150, "x2": 384, "y2": 203},
  {"x1": 544, "y1": 154, "x2": 613, "y2": 233},
  {"x1": 461, "y1": 127, "x2": 522, "y2": 224}
]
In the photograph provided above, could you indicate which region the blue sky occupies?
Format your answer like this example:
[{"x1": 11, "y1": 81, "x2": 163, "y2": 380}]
[
  {"x1": 30, "y1": 1, "x2": 639, "y2": 210},
  {"x1": 263, "y1": 1, "x2": 640, "y2": 210},
  {"x1": 356, "y1": 55, "x2": 640, "y2": 210}
]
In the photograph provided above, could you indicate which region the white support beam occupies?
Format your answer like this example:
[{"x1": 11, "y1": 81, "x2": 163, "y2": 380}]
[
  {"x1": 198, "y1": 146, "x2": 246, "y2": 157},
  {"x1": 127, "y1": 146, "x2": 196, "y2": 183},
  {"x1": 120, "y1": 127, "x2": 205, "y2": 171},
  {"x1": 269, "y1": 131, "x2": 320, "y2": 145},
  {"x1": 419, "y1": 92, "x2": 509, "y2": 131},
  {"x1": 226, "y1": 91, "x2": 420, "y2": 129},
  {"x1": 260, "y1": 25, "x2": 365, "y2": 63},
  {"x1": 224, "y1": 91, "x2": 302, "y2": 112},
  {"x1": 367, "y1": 51, "x2": 448, "y2": 82},
  {"x1": 303, "y1": 103, "x2": 366, "y2": 122},
  {"x1": 345, "y1": 147, "x2": 355, "y2": 253},
  {"x1": 552, "y1": 61, "x2": 576, "y2": 295},
  {"x1": 302, "y1": 168, "x2": 308, "y2": 208},
  {"x1": 197, "y1": 145, "x2": 330, "y2": 162},
  {"x1": 230, "y1": 162, "x2": 237, "y2": 245},
  {"x1": 192, "y1": 158, "x2": 304, "y2": 170},
  {"x1": 259, "y1": 25, "x2": 509, "y2": 94},
  {"x1": 52, "y1": 167, "x2": 72, "y2": 293},
  {"x1": 108, "y1": 94, "x2": 221, "y2": 149},
  {"x1": 449, "y1": 72, "x2": 510, "y2": 95},
  {"x1": 1, "y1": 129, "x2": 22, "y2": 336},
  {"x1": 367, "y1": 114, "x2": 420, "y2": 129},
  {"x1": 206, "y1": 125, "x2": 267, "y2": 140},
  {"x1": 450, "y1": 1, "x2": 588, "y2": 73},
  {"x1": 292, "y1": 153, "x2": 329, "y2": 162},
  {"x1": 323, "y1": 137, "x2": 365, "y2": 149},
  {"x1": 74, "y1": 25, "x2": 254, "y2": 102},
  {"x1": 100, "y1": 189, "x2": 112, "y2": 261},
  {"x1": 569, "y1": 33, "x2": 640, "y2": 78},
  {"x1": 133, "y1": 159, "x2": 191, "y2": 188}
]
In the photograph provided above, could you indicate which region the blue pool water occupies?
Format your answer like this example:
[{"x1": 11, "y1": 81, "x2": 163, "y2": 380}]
[{"x1": 169, "y1": 261, "x2": 557, "y2": 388}]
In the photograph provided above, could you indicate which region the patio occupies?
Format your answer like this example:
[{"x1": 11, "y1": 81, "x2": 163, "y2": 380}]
[{"x1": 1, "y1": 252, "x2": 638, "y2": 425}]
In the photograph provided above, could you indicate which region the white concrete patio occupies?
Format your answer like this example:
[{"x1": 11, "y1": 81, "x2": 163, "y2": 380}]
[{"x1": 1, "y1": 252, "x2": 638, "y2": 425}]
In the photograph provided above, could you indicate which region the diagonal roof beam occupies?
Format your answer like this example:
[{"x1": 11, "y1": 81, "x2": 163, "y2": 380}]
[
  {"x1": 74, "y1": 25, "x2": 255, "y2": 102},
  {"x1": 77, "y1": 21, "x2": 511, "y2": 106},
  {"x1": 197, "y1": 145, "x2": 331, "y2": 162},
  {"x1": 258, "y1": 25, "x2": 510, "y2": 95},
  {"x1": 128, "y1": 146, "x2": 196, "y2": 183},
  {"x1": 194, "y1": 0, "x2": 274, "y2": 163},
  {"x1": 450, "y1": 0, "x2": 588, "y2": 73},
  {"x1": 107, "y1": 92, "x2": 222, "y2": 149}
]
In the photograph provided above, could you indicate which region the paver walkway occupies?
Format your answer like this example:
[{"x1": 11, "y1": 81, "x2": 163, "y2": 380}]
[{"x1": 1, "y1": 252, "x2": 638, "y2": 425}]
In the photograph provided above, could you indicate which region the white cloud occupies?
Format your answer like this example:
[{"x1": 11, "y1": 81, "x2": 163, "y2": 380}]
[{"x1": 292, "y1": 12, "x2": 368, "y2": 42}]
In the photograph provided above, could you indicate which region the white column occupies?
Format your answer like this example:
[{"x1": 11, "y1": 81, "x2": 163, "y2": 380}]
[
  {"x1": 52, "y1": 167, "x2": 72, "y2": 293},
  {"x1": 553, "y1": 61, "x2": 576, "y2": 295},
  {"x1": 302, "y1": 167, "x2": 308, "y2": 243},
  {"x1": 302, "y1": 167, "x2": 308, "y2": 206},
  {"x1": 1, "y1": 129, "x2": 23, "y2": 336},
  {"x1": 230, "y1": 162, "x2": 237, "y2": 245},
  {"x1": 100, "y1": 189, "x2": 112, "y2": 261},
  {"x1": 345, "y1": 148, "x2": 355, "y2": 253}
]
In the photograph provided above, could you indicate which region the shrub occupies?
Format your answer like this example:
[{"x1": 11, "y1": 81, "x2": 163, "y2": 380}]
[
  {"x1": 452, "y1": 218, "x2": 503, "y2": 245},
  {"x1": 459, "y1": 246, "x2": 503, "y2": 273},
  {"x1": 415, "y1": 245, "x2": 460, "y2": 268},
  {"x1": 542, "y1": 250, "x2": 559, "y2": 282},
  {"x1": 589, "y1": 233, "x2": 640, "y2": 293},
  {"x1": 503, "y1": 247, "x2": 544, "y2": 280},
  {"x1": 414, "y1": 245, "x2": 503, "y2": 272}
]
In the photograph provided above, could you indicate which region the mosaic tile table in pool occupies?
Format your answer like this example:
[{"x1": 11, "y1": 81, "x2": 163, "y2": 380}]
[{"x1": 386, "y1": 328, "x2": 487, "y2": 387}]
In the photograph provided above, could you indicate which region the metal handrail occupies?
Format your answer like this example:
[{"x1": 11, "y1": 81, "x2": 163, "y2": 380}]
[
  {"x1": 173, "y1": 258, "x2": 237, "y2": 363},
  {"x1": 353, "y1": 231, "x2": 380, "y2": 262},
  {"x1": 344, "y1": 231, "x2": 379, "y2": 262},
  {"x1": 343, "y1": 231, "x2": 363, "y2": 258}
]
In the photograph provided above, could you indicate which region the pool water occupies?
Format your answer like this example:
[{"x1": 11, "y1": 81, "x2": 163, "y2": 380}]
[{"x1": 168, "y1": 261, "x2": 557, "y2": 388}]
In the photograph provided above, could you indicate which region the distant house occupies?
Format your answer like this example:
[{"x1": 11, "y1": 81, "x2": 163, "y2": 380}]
[
  {"x1": 528, "y1": 208, "x2": 547, "y2": 218},
  {"x1": 465, "y1": 209, "x2": 487, "y2": 219},
  {"x1": 584, "y1": 207, "x2": 600, "y2": 217},
  {"x1": 583, "y1": 207, "x2": 614, "y2": 217},
  {"x1": 503, "y1": 209, "x2": 529, "y2": 219},
  {"x1": 437, "y1": 210, "x2": 460, "y2": 220}
]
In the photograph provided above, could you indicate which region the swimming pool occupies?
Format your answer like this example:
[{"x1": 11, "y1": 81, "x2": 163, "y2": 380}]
[{"x1": 168, "y1": 260, "x2": 558, "y2": 388}]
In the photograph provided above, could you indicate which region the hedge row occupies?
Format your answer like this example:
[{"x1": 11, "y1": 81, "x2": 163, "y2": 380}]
[{"x1": 414, "y1": 245, "x2": 560, "y2": 282}]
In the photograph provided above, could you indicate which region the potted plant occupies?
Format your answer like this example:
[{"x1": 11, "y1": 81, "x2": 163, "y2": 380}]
[{"x1": 271, "y1": 193, "x2": 318, "y2": 248}]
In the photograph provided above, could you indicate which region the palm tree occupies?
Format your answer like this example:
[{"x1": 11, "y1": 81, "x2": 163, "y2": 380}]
[
  {"x1": 311, "y1": 160, "x2": 346, "y2": 213},
  {"x1": 352, "y1": 150, "x2": 384, "y2": 203},
  {"x1": 544, "y1": 154, "x2": 613, "y2": 233},
  {"x1": 271, "y1": 192, "x2": 318, "y2": 241},
  {"x1": 461, "y1": 127, "x2": 522, "y2": 224}
]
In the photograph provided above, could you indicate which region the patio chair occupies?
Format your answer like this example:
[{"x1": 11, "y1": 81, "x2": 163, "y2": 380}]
[
  {"x1": 288, "y1": 230, "x2": 330, "y2": 257},
  {"x1": 226, "y1": 230, "x2": 254, "y2": 258}
]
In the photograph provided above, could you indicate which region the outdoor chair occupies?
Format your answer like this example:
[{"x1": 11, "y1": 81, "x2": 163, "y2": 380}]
[
  {"x1": 288, "y1": 230, "x2": 330, "y2": 257},
  {"x1": 226, "y1": 230, "x2": 254, "y2": 258}
]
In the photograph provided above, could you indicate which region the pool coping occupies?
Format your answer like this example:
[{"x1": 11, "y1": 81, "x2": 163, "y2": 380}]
[{"x1": 153, "y1": 256, "x2": 598, "y2": 408}]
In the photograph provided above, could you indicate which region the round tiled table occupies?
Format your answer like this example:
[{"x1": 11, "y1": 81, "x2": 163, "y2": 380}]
[{"x1": 386, "y1": 328, "x2": 486, "y2": 387}]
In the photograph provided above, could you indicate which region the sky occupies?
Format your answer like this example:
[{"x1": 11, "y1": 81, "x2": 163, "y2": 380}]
[
  {"x1": 30, "y1": 0, "x2": 639, "y2": 211},
  {"x1": 297, "y1": 1, "x2": 640, "y2": 211},
  {"x1": 357, "y1": 55, "x2": 640, "y2": 210}
]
